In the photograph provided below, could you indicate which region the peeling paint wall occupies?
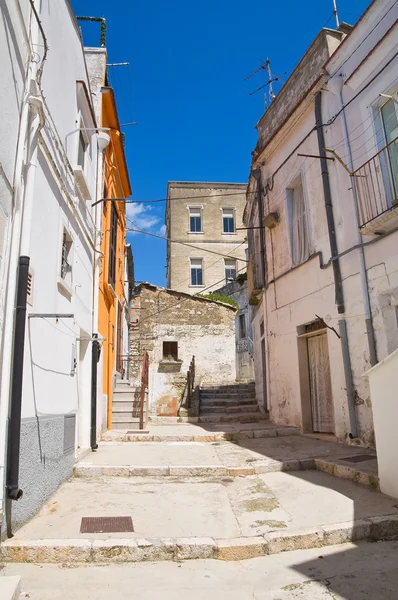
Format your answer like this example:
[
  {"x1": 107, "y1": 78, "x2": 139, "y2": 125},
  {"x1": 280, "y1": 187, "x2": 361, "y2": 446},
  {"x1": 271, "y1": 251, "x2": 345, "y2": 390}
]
[
  {"x1": 246, "y1": 3, "x2": 398, "y2": 447},
  {"x1": 130, "y1": 285, "x2": 236, "y2": 416}
]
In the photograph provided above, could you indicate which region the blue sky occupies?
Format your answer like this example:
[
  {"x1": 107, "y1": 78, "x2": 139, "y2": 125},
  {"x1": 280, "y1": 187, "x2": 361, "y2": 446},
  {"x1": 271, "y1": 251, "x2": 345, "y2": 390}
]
[{"x1": 72, "y1": 0, "x2": 369, "y2": 287}]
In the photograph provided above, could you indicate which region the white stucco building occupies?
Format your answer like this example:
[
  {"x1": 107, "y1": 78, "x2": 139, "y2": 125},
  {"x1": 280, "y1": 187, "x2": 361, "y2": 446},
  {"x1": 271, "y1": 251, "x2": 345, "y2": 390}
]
[
  {"x1": 245, "y1": 0, "x2": 398, "y2": 447},
  {"x1": 0, "y1": 0, "x2": 106, "y2": 533}
]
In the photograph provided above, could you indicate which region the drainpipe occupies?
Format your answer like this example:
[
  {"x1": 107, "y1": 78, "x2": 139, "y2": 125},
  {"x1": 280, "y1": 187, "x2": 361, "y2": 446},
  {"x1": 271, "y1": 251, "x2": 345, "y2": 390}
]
[
  {"x1": 328, "y1": 75, "x2": 377, "y2": 367},
  {"x1": 315, "y1": 92, "x2": 345, "y2": 314},
  {"x1": 251, "y1": 168, "x2": 266, "y2": 285},
  {"x1": 6, "y1": 95, "x2": 44, "y2": 502},
  {"x1": 6, "y1": 256, "x2": 30, "y2": 500},
  {"x1": 90, "y1": 334, "x2": 99, "y2": 450},
  {"x1": 338, "y1": 320, "x2": 358, "y2": 438}
]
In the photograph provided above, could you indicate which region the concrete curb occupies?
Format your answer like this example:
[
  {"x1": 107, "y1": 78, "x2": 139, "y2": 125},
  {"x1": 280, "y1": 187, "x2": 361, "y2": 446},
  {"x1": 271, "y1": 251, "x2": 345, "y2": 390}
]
[
  {"x1": 101, "y1": 427, "x2": 301, "y2": 443},
  {"x1": 0, "y1": 576, "x2": 21, "y2": 600},
  {"x1": 2, "y1": 514, "x2": 398, "y2": 564}
]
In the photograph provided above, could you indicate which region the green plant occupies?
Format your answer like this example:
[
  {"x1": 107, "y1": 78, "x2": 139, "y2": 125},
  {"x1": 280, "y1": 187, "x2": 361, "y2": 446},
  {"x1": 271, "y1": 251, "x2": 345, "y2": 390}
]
[
  {"x1": 236, "y1": 272, "x2": 247, "y2": 284},
  {"x1": 197, "y1": 292, "x2": 239, "y2": 309}
]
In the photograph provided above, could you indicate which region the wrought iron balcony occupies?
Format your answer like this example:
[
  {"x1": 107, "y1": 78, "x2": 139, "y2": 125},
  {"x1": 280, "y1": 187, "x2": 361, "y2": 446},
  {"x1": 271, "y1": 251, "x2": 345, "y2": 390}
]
[{"x1": 354, "y1": 136, "x2": 398, "y2": 234}]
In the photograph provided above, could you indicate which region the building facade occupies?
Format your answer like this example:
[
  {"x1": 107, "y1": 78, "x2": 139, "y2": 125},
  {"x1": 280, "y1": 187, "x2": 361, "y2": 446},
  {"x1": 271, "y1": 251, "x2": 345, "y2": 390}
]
[
  {"x1": 129, "y1": 283, "x2": 236, "y2": 421},
  {"x1": 166, "y1": 182, "x2": 248, "y2": 295},
  {"x1": 245, "y1": 0, "x2": 398, "y2": 447},
  {"x1": 85, "y1": 48, "x2": 133, "y2": 432},
  {"x1": 0, "y1": 1, "x2": 130, "y2": 534},
  {"x1": 214, "y1": 279, "x2": 254, "y2": 380}
]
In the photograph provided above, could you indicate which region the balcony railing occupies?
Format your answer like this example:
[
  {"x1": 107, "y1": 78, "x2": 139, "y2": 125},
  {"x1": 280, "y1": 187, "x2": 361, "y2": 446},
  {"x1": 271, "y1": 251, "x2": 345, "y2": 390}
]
[{"x1": 354, "y1": 136, "x2": 398, "y2": 231}]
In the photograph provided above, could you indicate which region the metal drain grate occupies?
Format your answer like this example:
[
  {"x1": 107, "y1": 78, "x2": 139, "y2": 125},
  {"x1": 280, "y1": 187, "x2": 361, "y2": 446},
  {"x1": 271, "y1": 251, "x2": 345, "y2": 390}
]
[
  {"x1": 80, "y1": 516, "x2": 134, "y2": 533},
  {"x1": 340, "y1": 454, "x2": 377, "y2": 464}
]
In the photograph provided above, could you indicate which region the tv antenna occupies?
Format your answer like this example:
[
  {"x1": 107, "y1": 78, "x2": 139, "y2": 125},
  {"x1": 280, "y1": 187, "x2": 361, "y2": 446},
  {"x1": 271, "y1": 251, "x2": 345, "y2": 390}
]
[
  {"x1": 332, "y1": 0, "x2": 340, "y2": 28},
  {"x1": 245, "y1": 58, "x2": 286, "y2": 109}
]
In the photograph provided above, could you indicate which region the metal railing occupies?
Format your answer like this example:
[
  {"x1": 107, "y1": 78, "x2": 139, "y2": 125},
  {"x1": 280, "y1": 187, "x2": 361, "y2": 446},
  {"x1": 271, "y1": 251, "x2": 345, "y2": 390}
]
[
  {"x1": 139, "y1": 351, "x2": 149, "y2": 430},
  {"x1": 354, "y1": 136, "x2": 398, "y2": 228}
]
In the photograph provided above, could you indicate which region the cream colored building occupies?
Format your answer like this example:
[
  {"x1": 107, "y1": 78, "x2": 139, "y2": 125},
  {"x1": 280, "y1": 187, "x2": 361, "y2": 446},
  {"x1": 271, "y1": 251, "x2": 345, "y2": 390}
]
[
  {"x1": 166, "y1": 182, "x2": 248, "y2": 294},
  {"x1": 245, "y1": 0, "x2": 398, "y2": 447}
]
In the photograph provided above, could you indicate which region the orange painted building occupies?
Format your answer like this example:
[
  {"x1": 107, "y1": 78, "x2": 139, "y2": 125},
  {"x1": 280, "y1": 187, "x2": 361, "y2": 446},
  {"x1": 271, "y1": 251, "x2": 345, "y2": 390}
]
[{"x1": 98, "y1": 86, "x2": 132, "y2": 429}]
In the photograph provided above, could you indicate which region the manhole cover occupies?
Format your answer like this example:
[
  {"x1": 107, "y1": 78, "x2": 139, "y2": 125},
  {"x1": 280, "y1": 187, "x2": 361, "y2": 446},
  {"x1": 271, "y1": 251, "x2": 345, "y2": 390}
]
[
  {"x1": 80, "y1": 516, "x2": 134, "y2": 533},
  {"x1": 341, "y1": 454, "x2": 377, "y2": 464}
]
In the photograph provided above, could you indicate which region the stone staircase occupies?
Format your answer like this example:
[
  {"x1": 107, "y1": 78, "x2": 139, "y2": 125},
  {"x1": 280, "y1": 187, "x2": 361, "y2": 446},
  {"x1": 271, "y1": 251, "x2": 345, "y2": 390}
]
[
  {"x1": 111, "y1": 376, "x2": 141, "y2": 430},
  {"x1": 199, "y1": 381, "x2": 268, "y2": 423}
]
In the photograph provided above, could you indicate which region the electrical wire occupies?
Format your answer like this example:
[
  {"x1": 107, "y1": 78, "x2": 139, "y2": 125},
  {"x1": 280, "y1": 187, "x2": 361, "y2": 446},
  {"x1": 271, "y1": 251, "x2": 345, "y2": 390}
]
[{"x1": 126, "y1": 217, "x2": 248, "y2": 262}]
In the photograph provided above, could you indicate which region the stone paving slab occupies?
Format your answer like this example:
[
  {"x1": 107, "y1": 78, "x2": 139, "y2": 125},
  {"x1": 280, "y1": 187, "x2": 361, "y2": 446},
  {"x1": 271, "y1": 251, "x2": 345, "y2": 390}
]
[
  {"x1": 5, "y1": 541, "x2": 398, "y2": 599},
  {"x1": 4, "y1": 470, "x2": 398, "y2": 564},
  {"x1": 0, "y1": 576, "x2": 21, "y2": 600}
]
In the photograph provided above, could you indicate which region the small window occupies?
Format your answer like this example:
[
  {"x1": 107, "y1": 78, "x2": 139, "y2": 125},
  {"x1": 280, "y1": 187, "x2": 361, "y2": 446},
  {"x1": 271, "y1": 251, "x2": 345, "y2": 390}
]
[
  {"x1": 189, "y1": 207, "x2": 202, "y2": 232},
  {"x1": 190, "y1": 258, "x2": 203, "y2": 286},
  {"x1": 222, "y1": 208, "x2": 235, "y2": 233},
  {"x1": 163, "y1": 341, "x2": 178, "y2": 361},
  {"x1": 108, "y1": 204, "x2": 118, "y2": 287},
  {"x1": 77, "y1": 129, "x2": 88, "y2": 170},
  {"x1": 287, "y1": 179, "x2": 310, "y2": 266},
  {"x1": 239, "y1": 314, "x2": 247, "y2": 339},
  {"x1": 225, "y1": 259, "x2": 236, "y2": 283},
  {"x1": 61, "y1": 229, "x2": 72, "y2": 286}
]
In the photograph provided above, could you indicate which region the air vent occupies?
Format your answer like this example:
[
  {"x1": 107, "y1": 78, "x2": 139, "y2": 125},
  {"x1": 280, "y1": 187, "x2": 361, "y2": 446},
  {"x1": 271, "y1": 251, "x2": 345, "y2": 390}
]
[{"x1": 27, "y1": 272, "x2": 33, "y2": 306}]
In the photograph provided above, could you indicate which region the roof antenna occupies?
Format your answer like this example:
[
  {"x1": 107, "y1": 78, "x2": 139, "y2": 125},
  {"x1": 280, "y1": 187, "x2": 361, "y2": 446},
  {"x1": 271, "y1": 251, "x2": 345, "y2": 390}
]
[
  {"x1": 332, "y1": 0, "x2": 340, "y2": 28},
  {"x1": 245, "y1": 58, "x2": 286, "y2": 110}
]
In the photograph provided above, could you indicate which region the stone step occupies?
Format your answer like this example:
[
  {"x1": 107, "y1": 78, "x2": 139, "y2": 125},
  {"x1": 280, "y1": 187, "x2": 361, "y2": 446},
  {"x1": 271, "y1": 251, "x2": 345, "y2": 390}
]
[
  {"x1": 200, "y1": 398, "x2": 257, "y2": 407},
  {"x1": 198, "y1": 412, "x2": 268, "y2": 423},
  {"x1": 200, "y1": 404, "x2": 259, "y2": 414},
  {"x1": 200, "y1": 393, "x2": 256, "y2": 401},
  {"x1": 113, "y1": 401, "x2": 140, "y2": 411},
  {"x1": 0, "y1": 576, "x2": 21, "y2": 600},
  {"x1": 201, "y1": 385, "x2": 255, "y2": 392},
  {"x1": 102, "y1": 425, "x2": 300, "y2": 442},
  {"x1": 3, "y1": 514, "x2": 397, "y2": 564},
  {"x1": 112, "y1": 420, "x2": 140, "y2": 430}
]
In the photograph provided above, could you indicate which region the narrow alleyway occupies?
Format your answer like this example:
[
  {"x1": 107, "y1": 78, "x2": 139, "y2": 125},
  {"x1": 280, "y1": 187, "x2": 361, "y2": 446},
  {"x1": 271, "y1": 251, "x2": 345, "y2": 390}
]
[{"x1": 2, "y1": 419, "x2": 398, "y2": 598}]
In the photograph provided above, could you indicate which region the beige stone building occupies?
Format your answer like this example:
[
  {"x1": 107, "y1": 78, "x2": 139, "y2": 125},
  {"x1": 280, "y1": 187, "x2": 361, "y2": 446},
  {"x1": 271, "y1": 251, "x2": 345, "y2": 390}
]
[{"x1": 166, "y1": 182, "x2": 248, "y2": 294}]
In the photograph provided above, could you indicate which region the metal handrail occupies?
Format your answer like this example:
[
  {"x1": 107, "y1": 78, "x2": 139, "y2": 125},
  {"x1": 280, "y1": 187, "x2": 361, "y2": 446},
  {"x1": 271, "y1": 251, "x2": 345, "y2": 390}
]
[
  {"x1": 353, "y1": 136, "x2": 398, "y2": 228},
  {"x1": 139, "y1": 351, "x2": 149, "y2": 429}
]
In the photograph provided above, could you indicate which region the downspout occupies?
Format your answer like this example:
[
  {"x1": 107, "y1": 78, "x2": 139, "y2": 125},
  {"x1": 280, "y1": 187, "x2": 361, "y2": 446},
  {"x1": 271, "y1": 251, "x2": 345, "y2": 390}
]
[
  {"x1": 339, "y1": 320, "x2": 358, "y2": 439},
  {"x1": 6, "y1": 96, "x2": 45, "y2": 502},
  {"x1": 315, "y1": 92, "x2": 345, "y2": 314},
  {"x1": 90, "y1": 334, "x2": 99, "y2": 450},
  {"x1": 328, "y1": 75, "x2": 377, "y2": 367}
]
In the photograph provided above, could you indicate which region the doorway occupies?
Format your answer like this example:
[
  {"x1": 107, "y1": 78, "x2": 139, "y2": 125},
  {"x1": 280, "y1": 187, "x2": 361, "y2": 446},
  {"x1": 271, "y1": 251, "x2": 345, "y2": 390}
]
[{"x1": 307, "y1": 332, "x2": 334, "y2": 433}]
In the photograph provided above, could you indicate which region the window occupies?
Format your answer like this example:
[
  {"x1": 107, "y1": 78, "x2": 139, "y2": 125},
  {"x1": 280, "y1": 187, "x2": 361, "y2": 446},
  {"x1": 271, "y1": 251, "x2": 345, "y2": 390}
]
[
  {"x1": 225, "y1": 259, "x2": 236, "y2": 283},
  {"x1": 189, "y1": 207, "x2": 202, "y2": 232},
  {"x1": 163, "y1": 341, "x2": 178, "y2": 361},
  {"x1": 61, "y1": 230, "x2": 72, "y2": 285},
  {"x1": 77, "y1": 129, "x2": 88, "y2": 170},
  {"x1": 287, "y1": 179, "x2": 310, "y2": 266},
  {"x1": 223, "y1": 208, "x2": 235, "y2": 233},
  {"x1": 239, "y1": 314, "x2": 247, "y2": 339},
  {"x1": 108, "y1": 204, "x2": 118, "y2": 287},
  {"x1": 381, "y1": 98, "x2": 398, "y2": 199},
  {"x1": 190, "y1": 258, "x2": 203, "y2": 286}
]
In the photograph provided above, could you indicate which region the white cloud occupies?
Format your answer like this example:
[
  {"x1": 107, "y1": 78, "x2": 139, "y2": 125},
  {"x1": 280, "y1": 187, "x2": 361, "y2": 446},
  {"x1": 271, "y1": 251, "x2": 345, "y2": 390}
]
[
  {"x1": 126, "y1": 202, "x2": 162, "y2": 234},
  {"x1": 159, "y1": 224, "x2": 167, "y2": 237}
]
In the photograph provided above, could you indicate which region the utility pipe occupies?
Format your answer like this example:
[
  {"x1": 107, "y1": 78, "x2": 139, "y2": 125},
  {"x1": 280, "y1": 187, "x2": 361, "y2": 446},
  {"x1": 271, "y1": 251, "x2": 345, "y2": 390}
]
[
  {"x1": 328, "y1": 75, "x2": 377, "y2": 366},
  {"x1": 338, "y1": 319, "x2": 358, "y2": 438},
  {"x1": 315, "y1": 91, "x2": 345, "y2": 314}
]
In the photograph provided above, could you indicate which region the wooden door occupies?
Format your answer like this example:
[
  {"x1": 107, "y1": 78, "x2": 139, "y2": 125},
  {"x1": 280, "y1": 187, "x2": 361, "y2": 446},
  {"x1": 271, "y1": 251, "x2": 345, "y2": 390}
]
[{"x1": 307, "y1": 333, "x2": 334, "y2": 433}]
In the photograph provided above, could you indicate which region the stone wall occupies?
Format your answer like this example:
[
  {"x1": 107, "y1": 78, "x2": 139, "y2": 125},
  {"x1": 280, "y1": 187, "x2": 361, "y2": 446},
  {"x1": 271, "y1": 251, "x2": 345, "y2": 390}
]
[{"x1": 130, "y1": 284, "x2": 236, "y2": 416}]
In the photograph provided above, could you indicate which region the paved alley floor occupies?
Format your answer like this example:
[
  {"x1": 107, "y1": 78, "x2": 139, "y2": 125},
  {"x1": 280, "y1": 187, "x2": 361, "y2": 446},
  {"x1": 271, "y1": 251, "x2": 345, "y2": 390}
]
[
  {"x1": 2, "y1": 424, "x2": 396, "y2": 573},
  {"x1": 4, "y1": 540, "x2": 398, "y2": 599}
]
